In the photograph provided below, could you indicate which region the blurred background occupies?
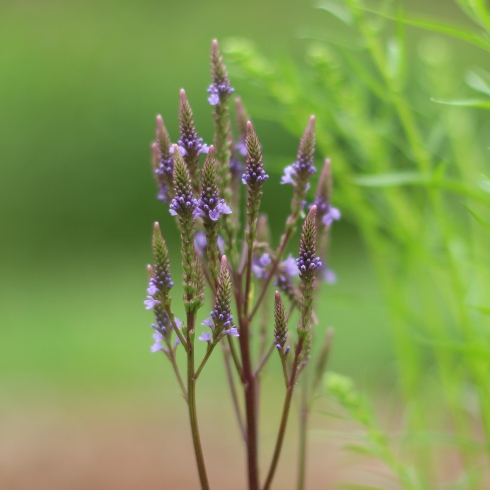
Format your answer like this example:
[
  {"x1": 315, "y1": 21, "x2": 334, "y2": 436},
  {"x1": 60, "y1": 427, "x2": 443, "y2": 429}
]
[{"x1": 1, "y1": 0, "x2": 487, "y2": 488}]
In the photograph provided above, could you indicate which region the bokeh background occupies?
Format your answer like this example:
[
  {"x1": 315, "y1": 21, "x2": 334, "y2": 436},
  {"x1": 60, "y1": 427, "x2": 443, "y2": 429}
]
[{"x1": 0, "y1": 0, "x2": 485, "y2": 488}]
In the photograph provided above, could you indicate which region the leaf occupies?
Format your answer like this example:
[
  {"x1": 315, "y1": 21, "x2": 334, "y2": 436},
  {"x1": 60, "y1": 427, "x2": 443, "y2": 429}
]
[
  {"x1": 358, "y1": 6, "x2": 490, "y2": 51},
  {"x1": 316, "y1": 0, "x2": 354, "y2": 26},
  {"x1": 464, "y1": 205, "x2": 490, "y2": 234},
  {"x1": 352, "y1": 171, "x2": 427, "y2": 187},
  {"x1": 466, "y1": 70, "x2": 490, "y2": 96},
  {"x1": 344, "y1": 443, "x2": 378, "y2": 457},
  {"x1": 432, "y1": 97, "x2": 490, "y2": 109}
]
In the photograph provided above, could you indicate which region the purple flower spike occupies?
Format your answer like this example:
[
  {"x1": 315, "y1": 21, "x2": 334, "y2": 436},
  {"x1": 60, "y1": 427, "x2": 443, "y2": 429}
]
[
  {"x1": 208, "y1": 40, "x2": 235, "y2": 106},
  {"x1": 199, "y1": 331, "x2": 212, "y2": 343},
  {"x1": 194, "y1": 146, "x2": 233, "y2": 222}
]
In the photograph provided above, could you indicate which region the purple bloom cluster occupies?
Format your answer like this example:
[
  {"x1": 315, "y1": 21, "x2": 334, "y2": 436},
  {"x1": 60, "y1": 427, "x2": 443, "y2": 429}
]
[
  {"x1": 144, "y1": 277, "x2": 161, "y2": 310},
  {"x1": 252, "y1": 253, "x2": 299, "y2": 282},
  {"x1": 296, "y1": 250, "x2": 322, "y2": 275},
  {"x1": 313, "y1": 196, "x2": 341, "y2": 227},
  {"x1": 154, "y1": 263, "x2": 174, "y2": 292},
  {"x1": 170, "y1": 139, "x2": 209, "y2": 159},
  {"x1": 194, "y1": 199, "x2": 232, "y2": 221},
  {"x1": 252, "y1": 253, "x2": 272, "y2": 279},
  {"x1": 169, "y1": 189, "x2": 197, "y2": 217},
  {"x1": 151, "y1": 316, "x2": 182, "y2": 353},
  {"x1": 207, "y1": 82, "x2": 235, "y2": 106},
  {"x1": 194, "y1": 180, "x2": 232, "y2": 222},
  {"x1": 242, "y1": 164, "x2": 269, "y2": 186},
  {"x1": 199, "y1": 316, "x2": 238, "y2": 343},
  {"x1": 194, "y1": 231, "x2": 225, "y2": 257},
  {"x1": 280, "y1": 163, "x2": 315, "y2": 189},
  {"x1": 155, "y1": 154, "x2": 174, "y2": 203}
]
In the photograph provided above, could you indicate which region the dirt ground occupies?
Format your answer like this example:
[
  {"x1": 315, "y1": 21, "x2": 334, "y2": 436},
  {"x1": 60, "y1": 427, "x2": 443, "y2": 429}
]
[{"x1": 0, "y1": 393, "x2": 401, "y2": 490}]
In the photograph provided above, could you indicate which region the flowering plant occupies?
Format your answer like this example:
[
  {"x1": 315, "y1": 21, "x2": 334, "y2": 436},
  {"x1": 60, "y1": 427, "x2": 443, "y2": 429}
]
[{"x1": 145, "y1": 40, "x2": 339, "y2": 490}]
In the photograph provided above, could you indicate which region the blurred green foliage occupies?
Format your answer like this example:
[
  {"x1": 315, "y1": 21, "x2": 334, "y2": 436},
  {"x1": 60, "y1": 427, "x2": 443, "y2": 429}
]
[{"x1": 226, "y1": 0, "x2": 490, "y2": 486}]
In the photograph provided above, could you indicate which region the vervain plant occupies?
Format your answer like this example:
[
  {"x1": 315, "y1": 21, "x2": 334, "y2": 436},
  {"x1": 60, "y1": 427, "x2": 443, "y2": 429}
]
[
  {"x1": 224, "y1": 0, "x2": 490, "y2": 487},
  {"x1": 145, "y1": 40, "x2": 339, "y2": 490}
]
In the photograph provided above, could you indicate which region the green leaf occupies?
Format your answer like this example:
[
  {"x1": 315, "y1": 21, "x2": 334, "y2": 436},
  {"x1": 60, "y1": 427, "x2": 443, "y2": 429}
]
[
  {"x1": 466, "y1": 70, "x2": 490, "y2": 96},
  {"x1": 358, "y1": 6, "x2": 490, "y2": 51},
  {"x1": 464, "y1": 205, "x2": 490, "y2": 233},
  {"x1": 352, "y1": 171, "x2": 427, "y2": 187},
  {"x1": 431, "y1": 97, "x2": 490, "y2": 109},
  {"x1": 316, "y1": 0, "x2": 354, "y2": 26}
]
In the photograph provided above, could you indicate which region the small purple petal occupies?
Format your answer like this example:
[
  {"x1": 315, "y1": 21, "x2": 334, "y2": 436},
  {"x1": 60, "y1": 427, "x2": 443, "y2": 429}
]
[
  {"x1": 144, "y1": 296, "x2": 161, "y2": 310},
  {"x1": 199, "y1": 332, "x2": 212, "y2": 342},
  {"x1": 259, "y1": 253, "x2": 271, "y2": 267},
  {"x1": 281, "y1": 165, "x2": 296, "y2": 185},
  {"x1": 201, "y1": 318, "x2": 214, "y2": 328},
  {"x1": 280, "y1": 255, "x2": 299, "y2": 276},
  {"x1": 225, "y1": 327, "x2": 239, "y2": 337},
  {"x1": 322, "y1": 207, "x2": 341, "y2": 226}
]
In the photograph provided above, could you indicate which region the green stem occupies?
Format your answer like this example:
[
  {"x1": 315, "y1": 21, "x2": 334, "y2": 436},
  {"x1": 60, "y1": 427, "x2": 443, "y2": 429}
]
[
  {"x1": 165, "y1": 305, "x2": 188, "y2": 352},
  {"x1": 262, "y1": 387, "x2": 294, "y2": 490},
  {"x1": 167, "y1": 350, "x2": 188, "y2": 402},
  {"x1": 195, "y1": 342, "x2": 219, "y2": 381},
  {"x1": 221, "y1": 340, "x2": 247, "y2": 441},
  {"x1": 296, "y1": 366, "x2": 309, "y2": 490},
  {"x1": 186, "y1": 312, "x2": 210, "y2": 490}
]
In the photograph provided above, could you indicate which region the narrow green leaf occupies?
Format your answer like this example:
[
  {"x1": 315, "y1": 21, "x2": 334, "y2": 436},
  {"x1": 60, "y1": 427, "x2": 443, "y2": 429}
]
[
  {"x1": 358, "y1": 6, "x2": 490, "y2": 51},
  {"x1": 466, "y1": 71, "x2": 490, "y2": 96},
  {"x1": 316, "y1": 0, "x2": 354, "y2": 26},
  {"x1": 432, "y1": 97, "x2": 490, "y2": 108},
  {"x1": 464, "y1": 205, "x2": 490, "y2": 233},
  {"x1": 352, "y1": 171, "x2": 427, "y2": 187}
]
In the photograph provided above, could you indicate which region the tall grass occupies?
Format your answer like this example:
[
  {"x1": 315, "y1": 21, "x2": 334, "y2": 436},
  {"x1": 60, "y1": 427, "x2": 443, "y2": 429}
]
[{"x1": 225, "y1": 0, "x2": 490, "y2": 487}]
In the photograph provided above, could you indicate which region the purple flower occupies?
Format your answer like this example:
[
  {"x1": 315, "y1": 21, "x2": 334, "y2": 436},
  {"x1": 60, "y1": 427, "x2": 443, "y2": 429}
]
[
  {"x1": 242, "y1": 122, "x2": 269, "y2": 187},
  {"x1": 194, "y1": 231, "x2": 225, "y2": 256},
  {"x1": 224, "y1": 327, "x2": 239, "y2": 337},
  {"x1": 151, "y1": 331, "x2": 165, "y2": 353},
  {"x1": 281, "y1": 165, "x2": 296, "y2": 186},
  {"x1": 207, "y1": 82, "x2": 234, "y2": 106},
  {"x1": 199, "y1": 331, "x2": 212, "y2": 343},
  {"x1": 252, "y1": 253, "x2": 272, "y2": 279},
  {"x1": 230, "y1": 154, "x2": 244, "y2": 181},
  {"x1": 144, "y1": 296, "x2": 160, "y2": 310},
  {"x1": 235, "y1": 140, "x2": 247, "y2": 157},
  {"x1": 170, "y1": 141, "x2": 209, "y2": 157},
  {"x1": 147, "y1": 277, "x2": 159, "y2": 296},
  {"x1": 279, "y1": 255, "x2": 299, "y2": 277},
  {"x1": 194, "y1": 198, "x2": 232, "y2": 221},
  {"x1": 322, "y1": 266, "x2": 337, "y2": 284},
  {"x1": 322, "y1": 206, "x2": 341, "y2": 227},
  {"x1": 201, "y1": 317, "x2": 214, "y2": 328}
]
